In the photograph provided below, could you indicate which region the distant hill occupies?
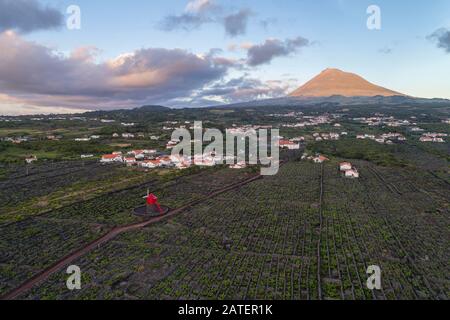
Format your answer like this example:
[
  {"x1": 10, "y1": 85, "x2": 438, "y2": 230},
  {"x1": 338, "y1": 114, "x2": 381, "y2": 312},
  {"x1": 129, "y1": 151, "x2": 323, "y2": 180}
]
[
  {"x1": 136, "y1": 105, "x2": 171, "y2": 112},
  {"x1": 289, "y1": 68, "x2": 405, "y2": 98},
  {"x1": 85, "y1": 105, "x2": 170, "y2": 117},
  {"x1": 219, "y1": 95, "x2": 450, "y2": 109}
]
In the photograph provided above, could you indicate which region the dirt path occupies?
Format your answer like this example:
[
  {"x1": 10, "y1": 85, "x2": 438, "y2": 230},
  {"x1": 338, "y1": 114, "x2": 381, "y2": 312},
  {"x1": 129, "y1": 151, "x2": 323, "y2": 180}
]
[{"x1": 1, "y1": 174, "x2": 263, "y2": 300}]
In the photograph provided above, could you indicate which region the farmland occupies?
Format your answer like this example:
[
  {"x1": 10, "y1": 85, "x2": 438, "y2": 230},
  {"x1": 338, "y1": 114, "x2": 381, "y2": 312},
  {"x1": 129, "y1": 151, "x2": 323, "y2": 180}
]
[
  {"x1": 0, "y1": 163, "x2": 257, "y2": 296},
  {"x1": 17, "y1": 160, "x2": 449, "y2": 300},
  {"x1": 0, "y1": 103, "x2": 449, "y2": 300}
]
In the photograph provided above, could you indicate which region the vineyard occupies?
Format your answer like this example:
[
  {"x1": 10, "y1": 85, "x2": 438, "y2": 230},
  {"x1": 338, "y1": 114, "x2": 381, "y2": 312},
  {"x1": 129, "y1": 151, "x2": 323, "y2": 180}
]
[
  {"x1": 18, "y1": 160, "x2": 449, "y2": 300},
  {"x1": 0, "y1": 166, "x2": 255, "y2": 296},
  {"x1": 0, "y1": 161, "x2": 122, "y2": 209}
]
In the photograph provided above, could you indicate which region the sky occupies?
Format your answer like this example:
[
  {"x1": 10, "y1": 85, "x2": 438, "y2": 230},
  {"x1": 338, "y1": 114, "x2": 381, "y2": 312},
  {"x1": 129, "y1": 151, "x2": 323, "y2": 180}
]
[{"x1": 0, "y1": 0, "x2": 449, "y2": 115}]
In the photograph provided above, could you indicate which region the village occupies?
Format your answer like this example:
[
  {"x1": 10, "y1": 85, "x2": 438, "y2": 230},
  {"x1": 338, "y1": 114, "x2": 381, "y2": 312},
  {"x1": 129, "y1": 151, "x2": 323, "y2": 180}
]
[{"x1": 1, "y1": 109, "x2": 448, "y2": 170}]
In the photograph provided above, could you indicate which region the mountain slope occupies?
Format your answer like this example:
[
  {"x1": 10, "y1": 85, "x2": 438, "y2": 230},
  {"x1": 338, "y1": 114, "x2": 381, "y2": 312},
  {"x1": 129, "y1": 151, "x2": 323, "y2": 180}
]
[{"x1": 290, "y1": 68, "x2": 405, "y2": 97}]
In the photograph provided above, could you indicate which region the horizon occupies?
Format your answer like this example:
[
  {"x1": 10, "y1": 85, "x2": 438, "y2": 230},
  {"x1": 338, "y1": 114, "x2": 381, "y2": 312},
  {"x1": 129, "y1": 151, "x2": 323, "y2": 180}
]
[{"x1": 1, "y1": 0, "x2": 450, "y2": 116}]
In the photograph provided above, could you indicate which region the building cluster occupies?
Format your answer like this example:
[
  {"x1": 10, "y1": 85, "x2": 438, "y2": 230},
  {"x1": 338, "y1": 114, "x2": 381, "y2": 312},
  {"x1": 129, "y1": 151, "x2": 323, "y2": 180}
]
[
  {"x1": 46, "y1": 135, "x2": 62, "y2": 141},
  {"x1": 162, "y1": 121, "x2": 195, "y2": 131},
  {"x1": 419, "y1": 133, "x2": 447, "y2": 143},
  {"x1": 339, "y1": 162, "x2": 360, "y2": 178},
  {"x1": 354, "y1": 116, "x2": 412, "y2": 127},
  {"x1": 166, "y1": 138, "x2": 181, "y2": 150},
  {"x1": 279, "y1": 139, "x2": 301, "y2": 150},
  {"x1": 70, "y1": 117, "x2": 87, "y2": 121},
  {"x1": 110, "y1": 132, "x2": 146, "y2": 139},
  {"x1": 301, "y1": 153, "x2": 330, "y2": 164},
  {"x1": 357, "y1": 132, "x2": 406, "y2": 144},
  {"x1": 0, "y1": 118, "x2": 22, "y2": 122},
  {"x1": 1, "y1": 136, "x2": 29, "y2": 144},
  {"x1": 121, "y1": 133, "x2": 135, "y2": 139},
  {"x1": 268, "y1": 111, "x2": 303, "y2": 118},
  {"x1": 281, "y1": 114, "x2": 335, "y2": 128},
  {"x1": 68, "y1": 128, "x2": 159, "y2": 141},
  {"x1": 313, "y1": 132, "x2": 342, "y2": 141},
  {"x1": 101, "y1": 149, "x2": 252, "y2": 171},
  {"x1": 102, "y1": 150, "x2": 159, "y2": 165}
]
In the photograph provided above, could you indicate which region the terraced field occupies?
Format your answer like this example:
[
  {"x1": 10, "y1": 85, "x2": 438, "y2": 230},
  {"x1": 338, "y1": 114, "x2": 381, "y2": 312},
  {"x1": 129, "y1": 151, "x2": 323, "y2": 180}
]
[{"x1": 18, "y1": 160, "x2": 449, "y2": 300}]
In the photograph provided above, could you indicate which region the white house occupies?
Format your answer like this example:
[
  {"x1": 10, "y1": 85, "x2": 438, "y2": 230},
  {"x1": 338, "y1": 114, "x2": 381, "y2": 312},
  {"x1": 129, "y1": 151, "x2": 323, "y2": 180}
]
[
  {"x1": 345, "y1": 169, "x2": 360, "y2": 178},
  {"x1": 124, "y1": 157, "x2": 137, "y2": 166},
  {"x1": 339, "y1": 162, "x2": 352, "y2": 171},
  {"x1": 166, "y1": 139, "x2": 180, "y2": 150},
  {"x1": 101, "y1": 154, "x2": 123, "y2": 163},
  {"x1": 230, "y1": 161, "x2": 247, "y2": 169},
  {"x1": 170, "y1": 154, "x2": 190, "y2": 164},
  {"x1": 25, "y1": 156, "x2": 37, "y2": 164},
  {"x1": 139, "y1": 160, "x2": 161, "y2": 169},
  {"x1": 291, "y1": 136, "x2": 305, "y2": 142},
  {"x1": 157, "y1": 156, "x2": 173, "y2": 166},
  {"x1": 313, "y1": 155, "x2": 329, "y2": 163},
  {"x1": 175, "y1": 162, "x2": 190, "y2": 170},
  {"x1": 279, "y1": 140, "x2": 300, "y2": 150}
]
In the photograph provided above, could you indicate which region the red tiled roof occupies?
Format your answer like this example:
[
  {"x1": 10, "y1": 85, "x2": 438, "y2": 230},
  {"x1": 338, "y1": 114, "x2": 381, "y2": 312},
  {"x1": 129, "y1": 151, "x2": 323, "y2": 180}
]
[
  {"x1": 317, "y1": 155, "x2": 329, "y2": 161},
  {"x1": 279, "y1": 139, "x2": 295, "y2": 145},
  {"x1": 102, "y1": 154, "x2": 121, "y2": 159}
]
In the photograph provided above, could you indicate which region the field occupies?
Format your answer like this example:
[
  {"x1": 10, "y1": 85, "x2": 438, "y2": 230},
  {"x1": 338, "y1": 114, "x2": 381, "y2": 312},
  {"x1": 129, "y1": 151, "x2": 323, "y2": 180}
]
[
  {"x1": 16, "y1": 160, "x2": 449, "y2": 300},
  {"x1": 0, "y1": 163, "x2": 256, "y2": 296},
  {"x1": 0, "y1": 103, "x2": 449, "y2": 300}
]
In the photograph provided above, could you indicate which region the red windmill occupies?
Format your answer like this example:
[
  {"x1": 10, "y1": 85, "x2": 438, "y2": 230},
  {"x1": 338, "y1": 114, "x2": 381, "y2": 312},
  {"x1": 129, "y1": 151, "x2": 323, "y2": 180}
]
[{"x1": 144, "y1": 191, "x2": 163, "y2": 214}]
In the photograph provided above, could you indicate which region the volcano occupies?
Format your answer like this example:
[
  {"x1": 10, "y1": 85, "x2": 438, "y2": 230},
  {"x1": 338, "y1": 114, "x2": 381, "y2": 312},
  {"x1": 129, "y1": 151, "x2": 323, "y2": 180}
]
[{"x1": 289, "y1": 68, "x2": 405, "y2": 97}]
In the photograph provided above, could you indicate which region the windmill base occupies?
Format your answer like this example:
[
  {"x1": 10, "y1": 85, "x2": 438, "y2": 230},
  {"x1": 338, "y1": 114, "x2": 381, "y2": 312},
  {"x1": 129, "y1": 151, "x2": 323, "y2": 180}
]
[{"x1": 133, "y1": 205, "x2": 169, "y2": 217}]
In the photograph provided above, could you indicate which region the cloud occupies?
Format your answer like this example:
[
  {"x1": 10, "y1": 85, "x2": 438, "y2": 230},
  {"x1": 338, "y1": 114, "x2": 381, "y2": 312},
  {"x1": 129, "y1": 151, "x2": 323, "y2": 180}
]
[
  {"x1": 159, "y1": 14, "x2": 212, "y2": 31},
  {"x1": 159, "y1": 0, "x2": 217, "y2": 31},
  {"x1": 0, "y1": 32, "x2": 232, "y2": 111},
  {"x1": 246, "y1": 36, "x2": 310, "y2": 66},
  {"x1": 428, "y1": 28, "x2": 450, "y2": 53},
  {"x1": 159, "y1": 1, "x2": 252, "y2": 37},
  {"x1": 188, "y1": 76, "x2": 298, "y2": 106},
  {"x1": 0, "y1": 94, "x2": 90, "y2": 116},
  {"x1": 223, "y1": 9, "x2": 252, "y2": 37},
  {"x1": 260, "y1": 18, "x2": 277, "y2": 31},
  {"x1": 185, "y1": 0, "x2": 215, "y2": 13},
  {"x1": 0, "y1": 0, "x2": 63, "y2": 33}
]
